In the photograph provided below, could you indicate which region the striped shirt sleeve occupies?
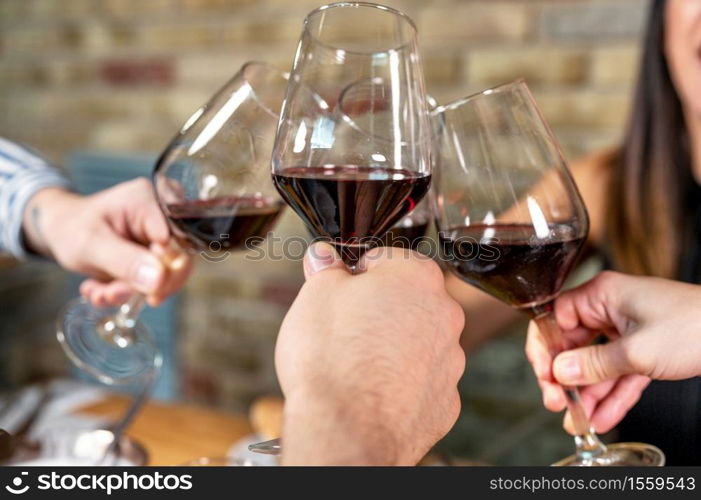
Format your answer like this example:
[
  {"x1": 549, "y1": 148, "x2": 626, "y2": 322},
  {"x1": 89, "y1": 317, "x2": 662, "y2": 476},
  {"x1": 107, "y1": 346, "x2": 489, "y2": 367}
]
[{"x1": 0, "y1": 137, "x2": 71, "y2": 259}]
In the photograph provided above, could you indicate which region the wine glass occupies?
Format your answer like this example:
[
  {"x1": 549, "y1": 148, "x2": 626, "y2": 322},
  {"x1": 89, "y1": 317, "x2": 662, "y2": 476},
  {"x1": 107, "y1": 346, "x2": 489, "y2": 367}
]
[
  {"x1": 271, "y1": 2, "x2": 432, "y2": 273},
  {"x1": 431, "y1": 80, "x2": 664, "y2": 466},
  {"x1": 57, "y1": 61, "x2": 288, "y2": 386},
  {"x1": 380, "y1": 195, "x2": 432, "y2": 250},
  {"x1": 379, "y1": 93, "x2": 438, "y2": 251}
]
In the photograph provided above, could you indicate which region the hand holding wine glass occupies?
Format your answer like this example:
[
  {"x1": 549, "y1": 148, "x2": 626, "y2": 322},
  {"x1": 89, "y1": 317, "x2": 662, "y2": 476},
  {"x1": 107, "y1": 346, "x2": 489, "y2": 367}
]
[
  {"x1": 249, "y1": 1, "x2": 432, "y2": 457},
  {"x1": 276, "y1": 243, "x2": 465, "y2": 465},
  {"x1": 432, "y1": 80, "x2": 664, "y2": 466},
  {"x1": 21, "y1": 181, "x2": 192, "y2": 308},
  {"x1": 57, "y1": 61, "x2": 288, "y2": 386},
  {"x1": 527, "y1": 271, "x2": 701, "y2": 435}
]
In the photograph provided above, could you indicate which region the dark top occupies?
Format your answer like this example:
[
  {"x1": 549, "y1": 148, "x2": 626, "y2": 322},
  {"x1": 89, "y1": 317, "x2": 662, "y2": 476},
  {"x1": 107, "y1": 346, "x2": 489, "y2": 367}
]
[{"x1": 612, "y1": 181, "x2": 701, "y2": 465}]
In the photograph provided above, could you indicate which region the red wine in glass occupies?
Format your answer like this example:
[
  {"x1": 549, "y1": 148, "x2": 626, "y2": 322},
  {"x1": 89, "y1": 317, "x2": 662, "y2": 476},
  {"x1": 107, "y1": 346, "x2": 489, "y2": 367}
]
[
  {"x1": 381, "y1": 218, "x2": 430, "y2": 250},
  {"x1": 272, "y1": 165, "x2": 431, "y2": 267},
  {"x1": 439, "y1": 223, "x2": 585, "y2": 314},
  {"x1": 166, "y1": 196, "x2": 284, "y2": 251}
]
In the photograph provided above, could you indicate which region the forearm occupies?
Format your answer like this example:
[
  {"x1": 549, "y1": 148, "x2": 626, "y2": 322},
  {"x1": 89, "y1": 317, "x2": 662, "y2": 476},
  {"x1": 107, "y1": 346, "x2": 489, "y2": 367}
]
[
  {"x1": 281, "y1": 389, "x2": 404, "y2": 466},
  {"x1": 21, "y1": 187, "x2": 80, "y2": 259}
]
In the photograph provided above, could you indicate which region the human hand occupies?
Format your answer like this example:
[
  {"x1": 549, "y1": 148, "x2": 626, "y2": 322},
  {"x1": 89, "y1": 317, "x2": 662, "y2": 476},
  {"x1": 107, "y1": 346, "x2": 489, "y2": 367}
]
[
  {"x1": 526, "y1": 271, "x2": 701, "y2": 434},
  {"x1": 22, "y1": 178, "x2": 192, "y2": 307},
  {"x1": 276, "y1": 243, "x2": 466, "y2": 465}
]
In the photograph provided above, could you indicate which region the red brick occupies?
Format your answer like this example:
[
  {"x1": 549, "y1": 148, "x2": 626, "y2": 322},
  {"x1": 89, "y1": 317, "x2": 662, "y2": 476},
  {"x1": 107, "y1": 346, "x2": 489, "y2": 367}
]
[{"x1": 99, "y1": 58, "x2": 174, "y2": 87}]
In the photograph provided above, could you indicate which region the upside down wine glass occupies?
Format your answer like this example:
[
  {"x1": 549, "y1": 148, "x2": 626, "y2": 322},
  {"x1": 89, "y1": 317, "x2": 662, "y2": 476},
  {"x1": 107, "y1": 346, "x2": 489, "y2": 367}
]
[
  {"x1": 57, "y1": 61, "x2": 287, "y2": 385},
  {"x1": 431, "y1": 80, "x2": 664, "y2": 466}
]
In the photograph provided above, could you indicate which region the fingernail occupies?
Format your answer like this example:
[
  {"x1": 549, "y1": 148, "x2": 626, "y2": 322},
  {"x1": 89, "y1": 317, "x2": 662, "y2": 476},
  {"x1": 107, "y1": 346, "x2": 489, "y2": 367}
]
[
  {"x1": 554, "y1": 354, "x2": 582, "y2": 383},
  {"x1": 306, "y1": 243, "x2": 337, "y2": 275},
  {"x1": 543, "y1": 388, "x2": 558, "y2": 410},
  {"x1": 134, "y1": 258, "x2": 162, "y2": 292}
]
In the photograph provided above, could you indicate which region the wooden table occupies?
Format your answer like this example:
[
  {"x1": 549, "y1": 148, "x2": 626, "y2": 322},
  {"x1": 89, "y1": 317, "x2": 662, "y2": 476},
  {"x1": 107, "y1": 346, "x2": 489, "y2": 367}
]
[{"x1": 78, "y1": 395, "x2": 252, "y2": 466}]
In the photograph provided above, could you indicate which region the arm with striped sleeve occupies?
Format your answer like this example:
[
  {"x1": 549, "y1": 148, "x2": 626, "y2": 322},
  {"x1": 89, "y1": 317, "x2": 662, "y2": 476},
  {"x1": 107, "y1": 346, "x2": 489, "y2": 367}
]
[
  {"x1": 0, "y1": 137, "x2": 71, "y2": 258},
  {"x1": 0, "y1": 137, "x2": 192, "y2": 306}
]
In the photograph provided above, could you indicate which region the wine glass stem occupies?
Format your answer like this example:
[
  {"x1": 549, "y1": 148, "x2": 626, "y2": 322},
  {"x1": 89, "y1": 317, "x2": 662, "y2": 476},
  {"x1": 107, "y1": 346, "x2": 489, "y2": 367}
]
[
  {"x1": 107, "y1": 238, "x2": 187, "y2": 344},
  {"x1": 533, "y1": 309, "x2": 607, "y2": 462},
  {"x1": 115, "y1": 294, "x2": 147, "y2": 330}
]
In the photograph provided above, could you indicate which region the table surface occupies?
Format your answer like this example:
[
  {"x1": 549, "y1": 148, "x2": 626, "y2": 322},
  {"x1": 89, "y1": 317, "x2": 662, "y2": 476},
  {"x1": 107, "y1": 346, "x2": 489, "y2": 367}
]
[{"x1": 78, "y1": 395, "x2": 252, "y2": 466}]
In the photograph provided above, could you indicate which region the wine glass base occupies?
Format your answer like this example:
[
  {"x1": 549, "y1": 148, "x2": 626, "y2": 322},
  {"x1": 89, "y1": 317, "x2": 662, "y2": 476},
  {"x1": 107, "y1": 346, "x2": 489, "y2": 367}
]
[
  {"x1": 183, "y1": 456, "x2": 266, "y2": 466},
  {"x1": 552, "y1": 442, "x2": 665, "y2": 466},
  {"x1": 57, "y1": 298, "x2": 159, "y2": 385}
]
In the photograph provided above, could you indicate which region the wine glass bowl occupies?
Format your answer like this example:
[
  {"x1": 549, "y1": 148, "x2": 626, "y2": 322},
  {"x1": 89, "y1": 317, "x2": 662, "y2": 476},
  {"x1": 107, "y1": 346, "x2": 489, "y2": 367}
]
[
  {"x1": 272, "y1": 2, "x2": 432, "y2": 271},
  {"x1": 431, "y1": 80, "x2": 664, "y2": 466},
  {"x1": 155, "y1": 61, "x2": 287, "y2": 254},
  {"x1": 381, "y1": 195, "x2": 432, "y2": 250},
  {"x1": 433, "y1": 82, "x2": 589, "y2": 312}
]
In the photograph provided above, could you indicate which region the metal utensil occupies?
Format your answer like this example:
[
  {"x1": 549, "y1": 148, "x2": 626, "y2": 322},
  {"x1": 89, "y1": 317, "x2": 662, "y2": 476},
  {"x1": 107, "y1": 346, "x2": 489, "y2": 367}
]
[{"x1": 99, "y1": 362, "x2": 159, "y2": 465}]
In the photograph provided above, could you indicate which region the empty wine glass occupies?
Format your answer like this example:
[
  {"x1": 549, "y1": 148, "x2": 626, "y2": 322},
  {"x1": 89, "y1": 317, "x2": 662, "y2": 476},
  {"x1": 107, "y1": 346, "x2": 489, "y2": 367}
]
[
  {"x1": 431, "y1": 80, "x2": 664, "y2": 466},
  {"x1": 57, "y1": 61, "x2": 288, "y2": 386}
]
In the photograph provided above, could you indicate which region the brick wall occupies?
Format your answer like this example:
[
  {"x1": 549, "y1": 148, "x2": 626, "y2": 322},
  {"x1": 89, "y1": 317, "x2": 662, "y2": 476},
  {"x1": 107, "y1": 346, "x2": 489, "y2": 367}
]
[
  {"x1": 0, "y1": 0, "x2": 649, "y2": 460},
  {"x1": 0, "y1": 0, "x2": 647, "y2": 163}
]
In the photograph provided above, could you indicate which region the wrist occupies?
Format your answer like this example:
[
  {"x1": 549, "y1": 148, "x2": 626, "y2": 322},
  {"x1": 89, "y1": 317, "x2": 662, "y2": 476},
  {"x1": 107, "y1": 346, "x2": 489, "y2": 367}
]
[
  {"x1": 281, "y1": 385, "x2": 404, "y2": 465},
  {"x1": 22, "y1": 187, "x2": 80, "y2": 259}
]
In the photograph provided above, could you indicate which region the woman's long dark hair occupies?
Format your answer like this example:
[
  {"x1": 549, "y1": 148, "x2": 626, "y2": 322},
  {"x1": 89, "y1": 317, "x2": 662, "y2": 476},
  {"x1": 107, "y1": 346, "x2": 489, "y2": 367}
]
[{"x1": 607, "y1": 0, "x2": 693, "y2": 278}]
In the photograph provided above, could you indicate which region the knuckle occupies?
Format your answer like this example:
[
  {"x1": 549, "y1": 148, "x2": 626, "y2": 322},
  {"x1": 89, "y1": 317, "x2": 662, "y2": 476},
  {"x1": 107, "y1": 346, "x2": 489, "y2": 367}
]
[
  {"x1": 410, "y1": 257, "x2": 443, "y2": 286},
  {"x1": 595, "y1": 270, "x2": 619, "y2": 289},
  {"x1": 421, "y1": 255, "x2": 443, "y2": 277},
  {"x1": 453, "y1": 348, "x2": 467, "y2": 380},
  {"x1": 305, "y1": 266, "x2": 347, "y2": 289},
  {"x1": 449, "y1": 300, "x2": 466, "y2": 335},
  {"x1": 131, "y1": 177, "x2": 152, "y2": 191},
  {"x1": 447, "y1": 389, "x2": 462, "y2": 426},
  {"x1": 588, "y1": 345, "x2": 612, "y2": 381},
  {"x1": 624, "y1": 337, "x2": 653, "y2": 377}
]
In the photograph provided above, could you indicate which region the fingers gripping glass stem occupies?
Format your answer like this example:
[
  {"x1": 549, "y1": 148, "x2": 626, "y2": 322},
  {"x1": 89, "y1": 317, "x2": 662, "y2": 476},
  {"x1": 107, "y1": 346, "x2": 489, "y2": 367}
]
[
  {"x1": 533, "y1": 309, "x2": 607, "y2": 461},
  {"x1": 97, "y1": 239, "x2": 187, "y2": 348}
]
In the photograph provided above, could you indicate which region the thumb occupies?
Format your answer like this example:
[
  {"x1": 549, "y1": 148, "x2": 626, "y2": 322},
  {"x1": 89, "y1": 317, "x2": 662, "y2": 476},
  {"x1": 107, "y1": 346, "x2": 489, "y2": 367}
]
[
  {"x1": 88, "y1": 230, "x2": 166, "y2": 295},
  {"x1": 303, "y1": 242, "x2": 345, "y2": 280},
  {"x1": 553, "y1": 341, "x2": 632, "y2": 385}
]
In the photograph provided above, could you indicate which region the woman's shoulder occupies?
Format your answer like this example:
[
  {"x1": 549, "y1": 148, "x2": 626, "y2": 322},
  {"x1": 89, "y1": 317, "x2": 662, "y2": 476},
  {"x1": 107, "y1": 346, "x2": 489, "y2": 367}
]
[
  {"x1": 569, "y1": 148, "x2": 617, "y2": 180},
  {"x1": 568, "y1": 147, "x2": 618, "y2": 249}
]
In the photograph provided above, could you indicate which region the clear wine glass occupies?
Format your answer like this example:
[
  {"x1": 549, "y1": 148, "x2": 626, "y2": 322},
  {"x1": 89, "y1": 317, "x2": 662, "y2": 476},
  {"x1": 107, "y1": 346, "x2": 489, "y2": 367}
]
[
  {"x1": 381, "y1": 195, "x2": 432, "y2": 250},
  {"x1": 431, "y1": 80, "x2": 664, "y2": 466},
  {"x1": 379, "y1": 93, "x2": 438, "y2": 251},
  {"x1": 271, "y1": 2, "x2": 432, "y2": 273},
  {"x1": 57, "y1": 61, "x2": 288, "y2": 386}
]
